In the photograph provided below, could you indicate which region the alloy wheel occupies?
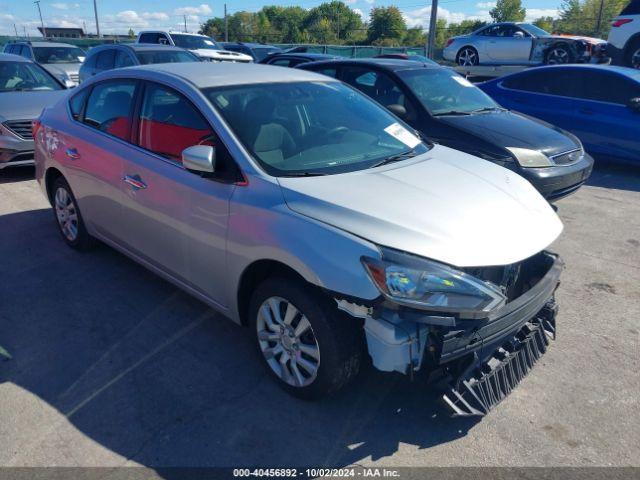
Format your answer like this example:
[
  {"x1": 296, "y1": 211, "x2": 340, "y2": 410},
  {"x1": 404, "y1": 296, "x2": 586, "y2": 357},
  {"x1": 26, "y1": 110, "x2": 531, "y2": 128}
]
[
  {"x1": 54, "y1": 187, "x2": 78, "y2": 242},
  {"x1": 632, "y1": 48, "x2": 640, "y2": 69},
  {"x1": 457, "y1": 48, "x2": 478, "y2": 66},
  {"x1": 256, "y1": 296, "x2": 320, "y2": 388},
  {"x1": 547, "y1": 48, "x2": 569, "y2": 64}
]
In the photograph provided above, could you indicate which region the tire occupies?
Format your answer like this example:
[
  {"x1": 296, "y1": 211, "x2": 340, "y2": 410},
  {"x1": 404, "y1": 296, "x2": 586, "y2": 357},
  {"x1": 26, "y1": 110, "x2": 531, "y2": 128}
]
[
  {"x1": 249, "y1": 276, "x2": 363, "y2": 400},
  {"x1": 545, "y1": 44, "x2": 574, "y2": 64},
  {"x1": 625, "y1": 39, "x2": 640, "y2": 69},
  {"x1": 456, "y1": 46, "x2": 479, "y2": 66},
  {"x1": 51, "y1": 176, "x2": 95, "y2": 251}
]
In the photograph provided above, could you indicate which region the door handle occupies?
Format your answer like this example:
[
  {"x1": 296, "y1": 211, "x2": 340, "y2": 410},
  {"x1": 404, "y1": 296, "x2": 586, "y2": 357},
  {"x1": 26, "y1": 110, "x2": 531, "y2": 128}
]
[
  {"x1": 65, "y1": 148, "x2": 80, "y2": 160},
  {"x1": 123, "y1": 175, "x2": 147, "y2": 190}
]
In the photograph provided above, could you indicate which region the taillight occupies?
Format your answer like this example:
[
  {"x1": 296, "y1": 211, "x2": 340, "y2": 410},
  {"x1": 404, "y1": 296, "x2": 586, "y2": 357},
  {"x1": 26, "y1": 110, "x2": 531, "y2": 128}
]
[
  {"x1": 612, "y1": 18, "x2": 633, "y2": 27},
  {"x1": 445, "y1": 38, "x2": 454, "y2": 48},
  {"x1": 32, "y1": 119, "x2": 41, "y2": 139}
]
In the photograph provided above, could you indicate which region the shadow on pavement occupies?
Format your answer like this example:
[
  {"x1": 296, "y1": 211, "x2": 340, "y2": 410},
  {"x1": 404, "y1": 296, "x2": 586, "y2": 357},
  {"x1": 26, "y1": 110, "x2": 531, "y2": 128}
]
[
  {"x1": 587, "y1": 160, "x2": 640, "y2": 193},
  {"x1": 0, "y1": 208, "x2": 477, "y2": 468},
  {"x1": 0, "y1": 166, "x2": 35, "y2": 185}
]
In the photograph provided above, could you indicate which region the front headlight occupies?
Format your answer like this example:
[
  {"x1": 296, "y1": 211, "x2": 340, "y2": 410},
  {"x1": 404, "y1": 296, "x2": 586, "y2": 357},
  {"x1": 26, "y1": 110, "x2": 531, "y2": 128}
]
[
  {"x1": 362, "y1": 248, "x2": 506, "y2": 315},
  {"x1": 506, "y1": 147, "x2": 553, "y2": 168}
]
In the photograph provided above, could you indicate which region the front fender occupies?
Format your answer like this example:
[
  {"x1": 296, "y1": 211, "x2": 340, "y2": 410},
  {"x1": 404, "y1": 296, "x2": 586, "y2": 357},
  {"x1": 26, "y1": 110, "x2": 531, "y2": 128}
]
[{"x1": 226, "y1": 176, "x2": 382, "y2": 323}]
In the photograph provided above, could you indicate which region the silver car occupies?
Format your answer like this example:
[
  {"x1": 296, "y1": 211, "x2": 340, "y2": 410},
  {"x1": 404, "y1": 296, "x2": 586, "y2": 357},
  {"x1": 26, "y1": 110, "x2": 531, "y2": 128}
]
[
  {"x1": 443, "y1": 22, "x2": 607, "y2": 66},
  {"x1": 34, "y1": 63, "x2": 563, "y2": 415},
  {"x1": 0, "y1": 53, "x2": 68, "y2": 170},
  {"x1": 3, "y1": 41, "x2": 85, "y2": 86}
]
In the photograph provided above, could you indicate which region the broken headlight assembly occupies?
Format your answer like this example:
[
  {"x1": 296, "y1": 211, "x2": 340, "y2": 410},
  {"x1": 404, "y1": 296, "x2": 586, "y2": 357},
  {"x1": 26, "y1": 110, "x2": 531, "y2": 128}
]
[{"x1": 362, "y1": 247, "x2": 506, "y2": 316}]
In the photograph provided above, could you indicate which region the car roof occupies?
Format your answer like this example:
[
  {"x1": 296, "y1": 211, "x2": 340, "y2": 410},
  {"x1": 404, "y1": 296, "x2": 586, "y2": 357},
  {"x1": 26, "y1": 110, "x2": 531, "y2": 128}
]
[
  {"x1": 275, "y1": 53, "x2": 339, "y2": 60},
  {"x1": 90, "y1": 43, "x2": 186, "y2": 52},
  {"x1": 27, "y1": 41, "x2": 79, "y2": 48},
  {"x1": 139, "y1": 30, "x2": 208, "y2": 37},
  {"x1": 108, "y1": 62, "x2": 338, "y2": 88},
  {"x1": 0, "y1": 52, "x2": 32, "y2": 63},
  {"x1": 225, "y1": 42, "x2": 279, "y2": 48},
  {"x1": 300, "y1": 57, "x2": 441, "y2": 71},
  {"x1": 511, "y1": 63, "x2": 640, "y2": 81}
]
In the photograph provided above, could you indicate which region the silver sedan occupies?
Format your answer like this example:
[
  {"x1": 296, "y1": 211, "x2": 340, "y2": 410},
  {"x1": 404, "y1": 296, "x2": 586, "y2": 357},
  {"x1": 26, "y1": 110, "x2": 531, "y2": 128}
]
[{"x1": 34, "y1": 62, "x2": 562, "y2": 413}]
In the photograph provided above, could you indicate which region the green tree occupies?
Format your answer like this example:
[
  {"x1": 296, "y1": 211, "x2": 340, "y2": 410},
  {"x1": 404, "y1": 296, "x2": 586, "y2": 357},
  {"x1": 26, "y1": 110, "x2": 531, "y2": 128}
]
[
  {"x1": 368, "y1": 6, "x2": 407, "y2": 45},
  {"x1": 533, "y1": 16, "x2": 555, "y2": 32},
  {"x1": 199, "y1": 17, "x2": 225, "y2": 38},
  {"x1": 305, "y1": 1, "x2": 364, "y2": 42},
  {"x1": 404, "y1": 26, "x2": 426, "y2": 46},
  {"x1": 489, "y1": 0, "x2": 526, "y2": 22},
  {"x1": 127, "y1": 28, "x2": 135, "y2": 38}
]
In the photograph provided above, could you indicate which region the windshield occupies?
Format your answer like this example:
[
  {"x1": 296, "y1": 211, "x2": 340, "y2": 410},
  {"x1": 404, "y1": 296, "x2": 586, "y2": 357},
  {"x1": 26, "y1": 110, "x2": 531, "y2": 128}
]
[
  {"x1": 253, "y1": 47, "x2": 282, "y2": 62},
  {"x1": 135, "y1": 50, "x2": 199, "y2": 64},
  {"x1": 0, "y1": 61, "x2": 62, "y2": 92},
  {"x1": 170, "y1": 34, "x2": 221, "y2": 50},
  {"x1": 519, "y1": 23, "x2": 551, "y2": 36},
  {"x1": 33, "y1": 46, "x2": 85, "y2": 64},
  {"x1": 203, "y1": 81, "x2": 428, "y2": 176},
  {"x1": 397, "y1": 68, "x2": 499, "y2": 115}
]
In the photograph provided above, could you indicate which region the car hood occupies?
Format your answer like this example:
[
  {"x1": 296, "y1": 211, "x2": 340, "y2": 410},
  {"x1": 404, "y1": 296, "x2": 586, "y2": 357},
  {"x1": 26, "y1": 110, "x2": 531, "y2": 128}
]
[
  {"x1": 42, "y1": 63, "x2": 81, "y2": 77},
  {"x1": 547, "y1": 34, "x2": 606, "y2": 44},
  {"x1": 438, "y1": 110, "x2": 579, "y2": 157},
  {"x1": 191, "y1": 49, "x2": 253, "y2": 62},
  {"x1": 278, "y1": 145, "x2": 563, "y2": 268},
  {"x1": 0, "y1": 90, "x2": 68, "y2": 121}
]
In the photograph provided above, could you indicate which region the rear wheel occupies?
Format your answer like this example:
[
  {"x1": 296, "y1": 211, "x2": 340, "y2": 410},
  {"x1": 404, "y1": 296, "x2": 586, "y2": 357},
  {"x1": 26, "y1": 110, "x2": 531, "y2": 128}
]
[
  {"x1": 249, "y1": 277, "x2": 363, "y2": 400},
  {"x1": 625, "y1": 39, "x2": 640, "y2": 69},
  {"x1": 456, "y1": 47, "x2": 479, "y2": 66},
  {"x1": 545, "y1": 44, "x2": 574, "y2": 64},
  {"x1": 52, "y1": 176, "x2": 94, "y2": 251}
]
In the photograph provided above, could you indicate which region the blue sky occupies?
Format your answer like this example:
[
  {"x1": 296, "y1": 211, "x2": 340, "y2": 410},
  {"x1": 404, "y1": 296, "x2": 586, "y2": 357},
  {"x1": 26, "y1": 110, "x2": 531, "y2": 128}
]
[{"x1": 0, "y1": 0, "x2": 562, "y2": 37}]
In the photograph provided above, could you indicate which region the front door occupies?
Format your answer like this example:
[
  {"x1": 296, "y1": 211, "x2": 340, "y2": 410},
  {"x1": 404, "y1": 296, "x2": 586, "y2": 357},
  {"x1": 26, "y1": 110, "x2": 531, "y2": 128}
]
[{"x1": 118, "y1": 81, "x2": 235, "y2": 305}]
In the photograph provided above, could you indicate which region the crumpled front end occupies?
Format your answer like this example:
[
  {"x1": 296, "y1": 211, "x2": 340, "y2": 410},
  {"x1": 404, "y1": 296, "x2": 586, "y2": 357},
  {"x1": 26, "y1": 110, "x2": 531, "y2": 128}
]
[{"x1": 337, "y1": 251, "x2": 562, "y2": 417}]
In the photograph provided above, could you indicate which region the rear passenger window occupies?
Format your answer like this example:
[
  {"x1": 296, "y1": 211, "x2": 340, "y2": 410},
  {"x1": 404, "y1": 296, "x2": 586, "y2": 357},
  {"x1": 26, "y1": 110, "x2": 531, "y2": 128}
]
[
  {"x1": 313, "y1": 67, "x2": 338, "y2": 78},
  {"x1": 269, "y1": 58, "x2": 291, "y2": 67},
  {"x1": 69, "y1": 88, "x2": 89, "y2": 120},
  {"x1": 83, "y1": 80, "x2": 137, "y2": 141},
  {"x1": 579, "y1": 71, "x2": 640, "y2": 104},
  {"x1": 115, "y1": 50, "x2": 135, "y2": 68},
  {"x1": 96, "y1": 50, "x2": 115, "y2": 70},
  {"x1": 137, "y1": 83, "x2": 214, "y2": 163}
]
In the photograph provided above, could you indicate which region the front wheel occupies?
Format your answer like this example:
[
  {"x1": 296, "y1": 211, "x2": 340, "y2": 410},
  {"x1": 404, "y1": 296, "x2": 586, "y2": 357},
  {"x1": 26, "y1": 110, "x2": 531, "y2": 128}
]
[
  {"x1": 545, "y1": 44, "x2": 573, "y2": 64},
  {"x1": 52, "y1": 176, "x2": 95, "y2": 250},
  {"x1": 249, "y1": 277, "x2": 363, "y2": 400}
]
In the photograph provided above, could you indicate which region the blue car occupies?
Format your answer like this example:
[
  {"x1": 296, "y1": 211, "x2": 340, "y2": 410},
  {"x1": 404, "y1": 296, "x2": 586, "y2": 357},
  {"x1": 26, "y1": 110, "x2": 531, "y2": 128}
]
[{"x1": 479, "y1": 65, "x2": 640, "y2": 164}]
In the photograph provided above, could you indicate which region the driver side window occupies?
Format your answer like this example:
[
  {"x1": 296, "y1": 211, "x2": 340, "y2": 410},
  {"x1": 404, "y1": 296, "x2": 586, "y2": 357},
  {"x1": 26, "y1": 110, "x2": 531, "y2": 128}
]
[
  {"x1": 137, "y1": 82, "x2": 215, "y2": 163},
  {"x1": 83, "y1": 80, "x2": 137, "y2": 141}
]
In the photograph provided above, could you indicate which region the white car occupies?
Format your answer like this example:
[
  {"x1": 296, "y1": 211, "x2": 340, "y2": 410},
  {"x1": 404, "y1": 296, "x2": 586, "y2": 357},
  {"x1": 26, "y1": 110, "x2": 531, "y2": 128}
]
[
  {"x1": 137, "y1": 31, "x2": 253, "y2": 63},
  {"x1": 607, "y1": 0, "x2": 640, "y2": 69}
]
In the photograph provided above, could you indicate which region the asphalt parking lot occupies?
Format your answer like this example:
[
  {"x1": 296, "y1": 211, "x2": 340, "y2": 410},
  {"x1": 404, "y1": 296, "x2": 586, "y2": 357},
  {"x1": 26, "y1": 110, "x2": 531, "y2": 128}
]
[{"x1": 0, "y1": 163, "x2": 638, "y2": 468}]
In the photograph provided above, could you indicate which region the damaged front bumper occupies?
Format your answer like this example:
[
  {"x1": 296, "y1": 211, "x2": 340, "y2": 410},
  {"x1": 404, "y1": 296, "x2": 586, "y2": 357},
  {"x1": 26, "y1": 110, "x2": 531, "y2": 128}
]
[{"x1": 338, "y1": 251, "x2": 563, "y2": 416}]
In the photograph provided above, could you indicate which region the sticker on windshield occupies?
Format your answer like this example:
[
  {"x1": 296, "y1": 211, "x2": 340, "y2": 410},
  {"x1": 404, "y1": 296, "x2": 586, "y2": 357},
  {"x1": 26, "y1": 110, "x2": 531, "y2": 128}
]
[
  {"x1": 78, "y1": 56, "x2": 86, "y2": 62},
  {"x1": 204, "y1": 40, "x2": 215, "y2": 45},
  {"x1": 384, "y1": 123, "x2": 421, "y2": 148},
  {"x1": 452, "y1": 76, "x2": 473, "y2": 87}
]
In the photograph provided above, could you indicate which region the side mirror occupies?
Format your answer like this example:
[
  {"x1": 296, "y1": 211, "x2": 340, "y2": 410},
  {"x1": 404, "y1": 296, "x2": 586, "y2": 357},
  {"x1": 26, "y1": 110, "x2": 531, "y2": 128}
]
[
  {"x1": 387, "y1": 103, "x2": 407, "y2": 119},
  {"x1": 628, "y1": 97, "x2": 640, "y2": 113},
  {"x1": 513, "y1": 31, "x2": 525, "y2": 38},
  {"x1": 182, "y1": 145, "x2": 215, "y2": 173}
]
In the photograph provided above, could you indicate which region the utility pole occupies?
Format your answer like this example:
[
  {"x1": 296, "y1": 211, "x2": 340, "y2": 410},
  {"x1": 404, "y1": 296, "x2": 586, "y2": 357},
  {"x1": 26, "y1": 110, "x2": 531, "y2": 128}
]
[
  {"x1": 183, "y1": 14, "x2": 187, "y2": 32},
  {"x1": 595, "y1": 0, "x2": 605, "y2": 36},
  {"x1": 93, "y1": 0, "x2": 101, "y2": 38},
  {"x1": 427, "y1": 0, "x2": 438, "y2": 58},
  {"x1": 13, "y1": 23, "x2": 19, "y2": 37},
  {"x1": 34, "y1": 1, "x2": 46, "y2": 38},
  {"x1": 224, "y1": 4, "x2": 229, "y2": 42}
]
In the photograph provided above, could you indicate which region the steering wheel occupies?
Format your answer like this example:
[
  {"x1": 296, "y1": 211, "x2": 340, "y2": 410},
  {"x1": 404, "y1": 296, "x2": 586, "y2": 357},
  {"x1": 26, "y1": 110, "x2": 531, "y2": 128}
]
[{"x1": 326, "y1": 126, "x2": 349, "y2": 141}]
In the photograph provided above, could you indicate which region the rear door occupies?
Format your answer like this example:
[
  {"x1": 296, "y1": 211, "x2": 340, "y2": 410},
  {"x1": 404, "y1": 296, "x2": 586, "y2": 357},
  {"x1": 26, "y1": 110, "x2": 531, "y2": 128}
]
[
  {"x1": 119, "y1": 81, "x2": 235, "y2": 303},
  {"x1": 569, "y1": 70, "x2": 640, "y2": 160},
  {"x1": 60, "y1": 79, "x2": 138, "y2": 242}
]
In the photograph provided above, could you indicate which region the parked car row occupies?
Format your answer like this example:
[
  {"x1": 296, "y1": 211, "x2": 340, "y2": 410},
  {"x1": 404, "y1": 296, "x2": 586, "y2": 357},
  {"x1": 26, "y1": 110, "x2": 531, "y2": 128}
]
[{"x1": 32, "y1": 62, "x2": 564, "y2": 416}]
